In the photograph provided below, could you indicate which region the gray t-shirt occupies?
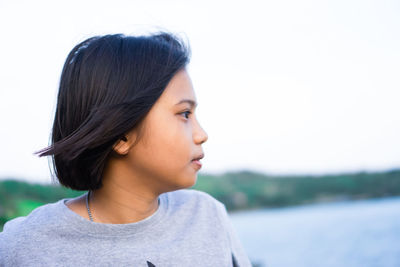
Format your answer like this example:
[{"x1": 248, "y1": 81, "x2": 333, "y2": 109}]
[{"x1": 0, "y1": 189, "x2": 252, "y2": 266}]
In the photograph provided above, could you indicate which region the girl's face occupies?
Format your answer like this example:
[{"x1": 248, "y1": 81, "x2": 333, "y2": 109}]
[{"x1": 122, "y1": 69, "x2": 208, "y2": 193}]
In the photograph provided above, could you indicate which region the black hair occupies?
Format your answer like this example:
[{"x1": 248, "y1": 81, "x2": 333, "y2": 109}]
[{"x1": 35, "y1": 32, "x2": 191, "y2": 191}]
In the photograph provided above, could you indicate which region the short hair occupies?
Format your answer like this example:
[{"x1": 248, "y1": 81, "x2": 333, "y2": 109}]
[{"x1": 35, "y1": 32, "x2": 191, "y2": 190}]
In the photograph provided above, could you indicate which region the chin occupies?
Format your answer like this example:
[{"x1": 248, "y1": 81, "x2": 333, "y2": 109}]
[
  {"x1": 186, "y1": 176, "x2": 198, "y2": 188},
  {"x1": 175, "y1": 174, "x2": 198, "y2": 190}
]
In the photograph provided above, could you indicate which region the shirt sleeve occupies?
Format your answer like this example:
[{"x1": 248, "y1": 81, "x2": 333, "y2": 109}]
[{"x1": 216, "y1": 201, "x2": 253, "y2": 267}]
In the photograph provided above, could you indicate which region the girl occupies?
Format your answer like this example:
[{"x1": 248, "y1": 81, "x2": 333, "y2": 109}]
[{"x1": 0, "y1": 32, "x2": 251, "y2": 266}]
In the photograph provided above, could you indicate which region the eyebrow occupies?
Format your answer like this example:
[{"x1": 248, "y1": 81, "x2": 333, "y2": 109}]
[{"x1": 175, "y1": 99, "x2": 198, "y2": 108}]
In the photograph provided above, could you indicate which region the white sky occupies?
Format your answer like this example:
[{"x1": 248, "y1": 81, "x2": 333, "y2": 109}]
[{"x1": 0, "y1": 0, "x2": 399, "y2": 184}]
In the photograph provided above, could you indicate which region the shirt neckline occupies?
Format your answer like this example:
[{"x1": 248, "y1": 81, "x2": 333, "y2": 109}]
[{"x1": 58, "y1": 192, "x2": 169, "y2": 237}]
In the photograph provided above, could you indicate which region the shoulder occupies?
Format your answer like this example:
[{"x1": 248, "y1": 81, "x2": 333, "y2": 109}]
[
  {"x1": 0, "y1": 199, "x2": 66, "y2": 259},
  {"x1": 165, "y1": 188, "x2": 224, "y2": 206},
  {"x1": 2, "y1": 199, "x2": 62, "y2": 232},
  {"x1": 163, "y1": 189, "x2": 227, "y2": 218}
]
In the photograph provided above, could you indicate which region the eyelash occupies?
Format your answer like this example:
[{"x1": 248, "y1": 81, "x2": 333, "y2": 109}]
[{"x1": 181, "y1": 111, "x2": 192, "y2": 119}]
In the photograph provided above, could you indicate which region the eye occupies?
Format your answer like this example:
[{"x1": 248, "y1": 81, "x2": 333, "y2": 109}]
[{"x1": 180, "y1": 110, "x2": 192, "y2": 119}]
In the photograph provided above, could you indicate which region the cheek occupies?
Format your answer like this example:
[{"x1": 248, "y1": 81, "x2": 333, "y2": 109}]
[
  {"x1": 142, "y1": 120, "x2": 190, "y2": 170},
  {"x1": 128, "y1": 118, "x2": 197, "y2": 190},
  {"x1": 158, "y1": 127, "x2": 189, "y2": 164}
]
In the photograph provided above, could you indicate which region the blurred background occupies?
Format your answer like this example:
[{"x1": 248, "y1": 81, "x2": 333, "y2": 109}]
[{"x1": 0, "y1": 0, "x2": 399, "y2": 266}]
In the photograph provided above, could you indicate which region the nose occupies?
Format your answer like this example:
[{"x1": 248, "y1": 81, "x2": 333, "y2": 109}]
[{"x1": 194, "y1": 119, "x2": 208, "y2": 145}]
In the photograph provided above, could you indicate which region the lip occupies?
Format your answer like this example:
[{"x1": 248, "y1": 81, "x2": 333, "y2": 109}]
[
  {"x1": 191, "y1": 159, "x2": 202, "y2": 170},
  {"x1": 192, "y1": 153, "x2": 204, "y2": 161},
  {"x1": 191, "y1": 153, "x2": 204, "y2": 170}
]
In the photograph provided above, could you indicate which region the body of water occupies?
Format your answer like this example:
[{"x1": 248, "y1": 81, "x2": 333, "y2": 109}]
[{"x1": 230, "y1": 196, "x2": 400, "y2": 267}]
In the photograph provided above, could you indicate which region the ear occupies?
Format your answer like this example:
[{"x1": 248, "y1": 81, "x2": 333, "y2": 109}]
[{"x1": 112, "y1": 131, "x2": 137, "y2": 155}]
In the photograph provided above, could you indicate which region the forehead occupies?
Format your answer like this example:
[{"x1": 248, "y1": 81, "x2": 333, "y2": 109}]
[{"x1": 160, "y1": 69, "x2": 197, "y2": 107}]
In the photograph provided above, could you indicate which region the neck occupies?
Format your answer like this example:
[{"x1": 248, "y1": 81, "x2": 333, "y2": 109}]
[{"x1": 88, "y1": 160, "x2": 160, "y2": 224}]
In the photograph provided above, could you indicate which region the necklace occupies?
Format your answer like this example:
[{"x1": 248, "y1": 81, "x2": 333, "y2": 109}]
[
  {"x1": 85, "y1": 190, "x2": 161, "y2": 223},
  {"x1": 86, "y1": 191, "x2": 94, "y2": 222}
]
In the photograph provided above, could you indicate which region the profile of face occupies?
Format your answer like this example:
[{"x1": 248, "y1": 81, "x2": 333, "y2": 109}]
[{"x1": 114, "y1": 69, "x2": 208, "y2": 194}]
